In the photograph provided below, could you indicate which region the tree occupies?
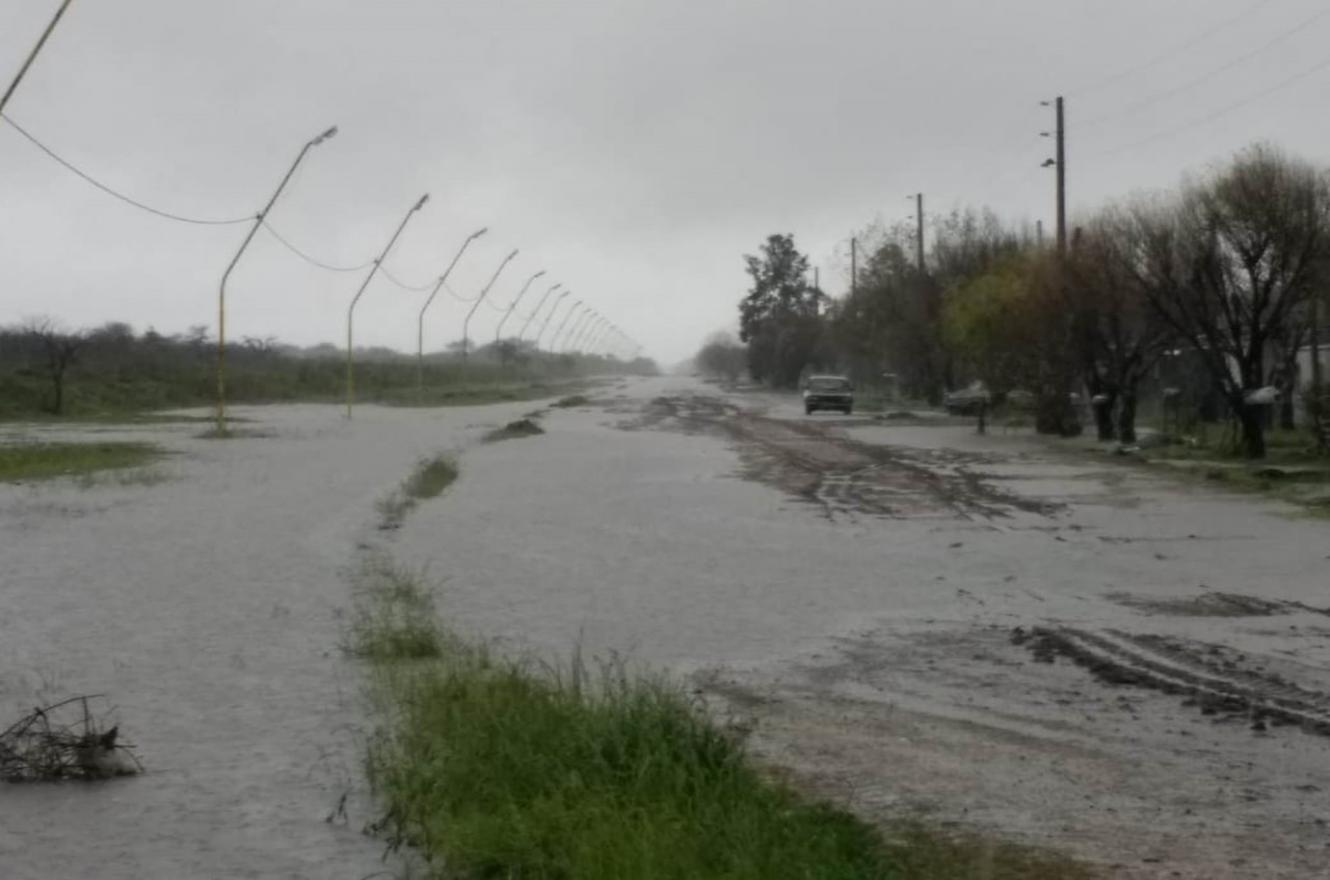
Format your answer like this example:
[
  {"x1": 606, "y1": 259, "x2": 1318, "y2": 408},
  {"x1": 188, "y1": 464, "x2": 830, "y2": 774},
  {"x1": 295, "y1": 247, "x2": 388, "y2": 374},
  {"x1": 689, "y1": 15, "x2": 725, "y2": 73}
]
[
  {"x1": 738, "y1": 234, "x2": 823, "y2": 387},
  {"x1": 1126, "y1": 145, "x2": 1330, "y2": 457},
  {"x1": 1068, "y1": 217, "x2": 1176, "y2": 442},
  {"x1": 695, "y1": 332, "x2": 747, "y2": 382},
  {"x1": 21, "y1": 318, "x2": 84, "y2": 415}
]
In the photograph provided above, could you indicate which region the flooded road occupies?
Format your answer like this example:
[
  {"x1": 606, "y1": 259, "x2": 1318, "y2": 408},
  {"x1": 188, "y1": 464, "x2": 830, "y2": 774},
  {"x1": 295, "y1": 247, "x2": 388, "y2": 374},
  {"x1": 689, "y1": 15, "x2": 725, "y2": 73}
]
[{"x1": 3, "y1": 377, "x2": 1329, "y2": 878}]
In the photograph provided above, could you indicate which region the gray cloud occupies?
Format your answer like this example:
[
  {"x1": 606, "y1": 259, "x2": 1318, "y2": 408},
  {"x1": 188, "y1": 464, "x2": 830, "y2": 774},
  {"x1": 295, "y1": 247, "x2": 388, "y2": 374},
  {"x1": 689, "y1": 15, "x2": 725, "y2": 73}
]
[{"x1": 4, "y1": 0, "x2": 1329, "y2": 362}]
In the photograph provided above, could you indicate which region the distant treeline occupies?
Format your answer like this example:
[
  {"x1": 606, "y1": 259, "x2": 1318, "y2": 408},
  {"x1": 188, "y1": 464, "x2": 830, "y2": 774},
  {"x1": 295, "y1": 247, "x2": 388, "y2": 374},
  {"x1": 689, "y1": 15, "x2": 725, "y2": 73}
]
[{"x1": 0, "y1": 320, "x2": 655, "y2": 419}]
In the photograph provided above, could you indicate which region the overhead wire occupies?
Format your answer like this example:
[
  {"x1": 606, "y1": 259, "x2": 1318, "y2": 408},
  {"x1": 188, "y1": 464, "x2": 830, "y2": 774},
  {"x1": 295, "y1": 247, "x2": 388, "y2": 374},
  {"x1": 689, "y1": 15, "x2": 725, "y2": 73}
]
[
  {"x1": 1080, "y1": 5, "x2": 1330, "y2": 129},
  {"x1": 379, "y1": 265, "x2": 438, "y2": 291},
  {"x1": 1067, "y1": 0, "x2": 1279, "y2": 97},
  {"x1": 1089, "y1": 50, "x2": 1330, "y2": 158},
  {"x1": 1, "y1": 113, "x2": 256, "y2": 226},
  {"x1": 260, "y1": 221, "x2": 374, "y2": 272}
]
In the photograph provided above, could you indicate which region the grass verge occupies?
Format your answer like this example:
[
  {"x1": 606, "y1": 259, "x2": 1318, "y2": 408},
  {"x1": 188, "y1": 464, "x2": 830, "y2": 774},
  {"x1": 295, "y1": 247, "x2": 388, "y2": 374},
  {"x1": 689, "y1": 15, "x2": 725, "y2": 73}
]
[
  {"x1": 352, "y1": 563, "x2": 1092, "y2": 879},
  {"x1": 0, "y1": 441, "x2": 162, "y2": 484}
]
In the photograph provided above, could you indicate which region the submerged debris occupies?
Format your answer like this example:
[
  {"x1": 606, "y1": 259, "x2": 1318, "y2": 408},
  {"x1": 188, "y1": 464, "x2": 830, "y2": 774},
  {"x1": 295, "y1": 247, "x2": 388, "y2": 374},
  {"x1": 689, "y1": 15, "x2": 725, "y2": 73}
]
[{"x1": 1, "y1": 696, "x2": 142, "y2": 782}]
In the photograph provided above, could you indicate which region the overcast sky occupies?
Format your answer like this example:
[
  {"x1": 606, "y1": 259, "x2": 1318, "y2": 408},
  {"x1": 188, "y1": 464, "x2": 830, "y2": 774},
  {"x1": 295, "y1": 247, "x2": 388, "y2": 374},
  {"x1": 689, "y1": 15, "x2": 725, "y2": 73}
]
[{"x1": 3, "y1": 0, "x2": 1329, "y2": 363}]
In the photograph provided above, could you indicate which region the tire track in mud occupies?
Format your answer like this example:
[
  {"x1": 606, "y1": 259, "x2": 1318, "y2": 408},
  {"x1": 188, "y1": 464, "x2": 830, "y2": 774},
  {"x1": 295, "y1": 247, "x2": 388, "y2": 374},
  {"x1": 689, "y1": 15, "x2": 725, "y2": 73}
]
[
  {"x1": 1014, "y1": 626, "x2": 1330, "y2": 736},
  {"x1": 621, "y1": 394, "x2": 1059, "y2": 521}
]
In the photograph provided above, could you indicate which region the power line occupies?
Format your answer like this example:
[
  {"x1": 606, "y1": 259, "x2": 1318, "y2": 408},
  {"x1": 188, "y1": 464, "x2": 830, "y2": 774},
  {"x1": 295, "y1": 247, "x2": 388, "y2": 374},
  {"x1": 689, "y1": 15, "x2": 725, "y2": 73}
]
[
  {"x1": 260, "y1": 221, "x2": 374, "y2": 272},
  {"x1": 1068, "y1": 0, "x2": 1279, "y2": 97},
  {"x1": 0, "y1": 113, "x2": 256, "y2": 226},
  {"x1": 1090, "y1": 51, "x2": 1330, "y2": 159},
  {"x1": 379, "y1": 265, "x2": 437, "y2": 291},
  {"x1": 1081, "y1": 5, "x2": 1330, "y2": 129}
]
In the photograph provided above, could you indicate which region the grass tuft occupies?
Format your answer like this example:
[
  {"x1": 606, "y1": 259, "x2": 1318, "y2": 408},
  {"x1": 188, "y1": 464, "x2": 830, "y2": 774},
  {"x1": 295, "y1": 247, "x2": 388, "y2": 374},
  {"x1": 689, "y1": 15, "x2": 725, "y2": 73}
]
[
  {"x1": 483, "y1": 417, "x2": 545, "y2": 443},
  {"x1": 551, "y1": 393, "x2": 591, "y2": 408},
  {"x1": 402, "y1": 456, "x2": 458, "y2": 501},
  {"x1": 0, "y1": 441, "x2": 161, "y2": 484},
  {"x1": 377, "y1": 454, "x2": 458, "y2": 529},
  {"x1": 347, "y1": 560, "x2": 446, "y2": 662}
]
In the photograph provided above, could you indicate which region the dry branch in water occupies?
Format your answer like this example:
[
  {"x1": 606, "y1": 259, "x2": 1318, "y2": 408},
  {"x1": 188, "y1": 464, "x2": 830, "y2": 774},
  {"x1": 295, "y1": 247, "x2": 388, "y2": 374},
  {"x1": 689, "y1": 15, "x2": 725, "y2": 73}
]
[{"x1": 0, "y1": 695, "x2": 142, "y2": 782}]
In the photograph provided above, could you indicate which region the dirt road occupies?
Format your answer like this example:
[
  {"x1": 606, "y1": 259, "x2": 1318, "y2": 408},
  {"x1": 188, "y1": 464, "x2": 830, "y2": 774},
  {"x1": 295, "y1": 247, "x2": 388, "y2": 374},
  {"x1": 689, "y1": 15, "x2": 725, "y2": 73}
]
[
  {"x1": 3, "y1": 377, "x2": 1329, "y2": 878},
  {"x1": 395, "y1": 379, "x2": 1330, "y2": 879}
]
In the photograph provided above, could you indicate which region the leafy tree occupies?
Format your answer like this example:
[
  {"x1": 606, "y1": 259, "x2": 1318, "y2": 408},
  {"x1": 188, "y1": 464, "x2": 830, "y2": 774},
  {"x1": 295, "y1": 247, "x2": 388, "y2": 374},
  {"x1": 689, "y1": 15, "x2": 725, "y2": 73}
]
[{"x1": 738, "y1": 234, "x2": 823, "y2": 387}]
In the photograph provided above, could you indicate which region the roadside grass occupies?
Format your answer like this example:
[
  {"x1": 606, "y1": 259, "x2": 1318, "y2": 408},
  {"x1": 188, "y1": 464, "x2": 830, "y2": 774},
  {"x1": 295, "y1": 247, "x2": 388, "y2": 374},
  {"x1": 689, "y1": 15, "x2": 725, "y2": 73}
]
[
  {"x1": 377, "y1": 453, "x2": 459, "y2": 529},
  {"x1": 1102, "y1": 427, "x2": 1330, "y2": 516},
  {"x1": 482, "y1": 417, "x2": 545, "y2": 443},
  {"x1": 0, "y1": 441, "x2": 162, "y2": 484},
  {"x1": 353, "y1": 564, "x2": 1093, "y2": 880}
]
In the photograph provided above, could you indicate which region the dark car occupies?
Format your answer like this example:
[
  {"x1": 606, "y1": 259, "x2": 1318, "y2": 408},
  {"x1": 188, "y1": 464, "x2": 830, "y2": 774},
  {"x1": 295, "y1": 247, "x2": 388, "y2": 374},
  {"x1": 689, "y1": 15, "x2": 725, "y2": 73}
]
[{"x1": 803, "y1": 375, "x2": 854, "y2": 415}]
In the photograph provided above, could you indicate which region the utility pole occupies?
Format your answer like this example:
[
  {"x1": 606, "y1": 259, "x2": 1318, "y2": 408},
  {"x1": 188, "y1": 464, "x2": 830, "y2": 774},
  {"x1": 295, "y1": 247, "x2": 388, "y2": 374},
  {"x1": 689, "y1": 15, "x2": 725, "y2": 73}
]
[
  {"x1": 347, "y1": 193, "x2": 429, "y2": 418},
  {"x1": 1054, "y1": 96, "x2": 1067, "y2": 257},
  {"x1": 813, "y1": 266, "x2": 820, "y2": 293},
  {"x1": 1, "y1": 0, "x2": 74, "y2": 118},
  {"x1": 850, "y1": 238, "x2": 858, "y2": 296},
  {"x1": 518, "y1": 282, "x2": 562, "y2": 341},
  {"x1": 461, "y1": 249, "x2": 519, "y2": 361},
  {"x1": 418, "y1": 227, "x2": 488, "y2": 397},
  {"x1": 1036, "y1": 220, "x2": 1044, "y2": 247},
  {"x1": 915, "y1": 193, "x2": 926, "y2": 274},
  {"x1": 1040, "y1": 96, "x2": 1067, "y2": 257},
  {"x1": 217, "y1": 125, "x2": 338, "y2": 434},
  {"x1": 535, "y1": 290, "x2": 572, "y2": 349},
  {"x1": 495, "y1": 269, "x2": 546, "y2": 343}
]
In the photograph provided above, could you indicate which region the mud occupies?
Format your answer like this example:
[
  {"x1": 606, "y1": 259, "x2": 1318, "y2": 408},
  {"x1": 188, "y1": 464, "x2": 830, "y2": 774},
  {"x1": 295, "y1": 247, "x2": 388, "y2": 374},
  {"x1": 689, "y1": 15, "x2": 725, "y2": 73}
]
[
  {"x1": 1014, "y1": 626, "x2": 1330, "y2": 735},
  {"x1": 622, "y1": 393, "x2": 1059, "y2": 520},
  {"x1": 1107, "y1": 591, "x2": 1330, "y2": 618}
]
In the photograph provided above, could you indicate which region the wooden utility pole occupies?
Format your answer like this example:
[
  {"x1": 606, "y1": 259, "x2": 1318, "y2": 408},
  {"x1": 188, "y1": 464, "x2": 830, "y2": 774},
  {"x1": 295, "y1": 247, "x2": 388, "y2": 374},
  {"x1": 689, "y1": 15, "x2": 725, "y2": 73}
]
[
  {"x1": 1055, "y1": 95, "x2": 1067, "y2": 257},
  {"x1": 915, "y1": 193, "x2": 925, "y2": 274},
  {"x1": 850, "y1": 237, "x2": 858, "y2": 295},
  {"x1": 1313, "y1": 287, "x2": 1325, "y2": 449}
]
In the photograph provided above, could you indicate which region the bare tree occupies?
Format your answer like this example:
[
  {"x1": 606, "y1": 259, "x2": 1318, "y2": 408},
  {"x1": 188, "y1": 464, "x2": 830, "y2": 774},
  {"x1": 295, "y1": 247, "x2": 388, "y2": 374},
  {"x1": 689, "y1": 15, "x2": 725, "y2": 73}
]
[
  {"x1": 1069, "y1": 215, "x2": 1176, "y2": 442},
  {"x1": 1124, "y1": 145, "x2": 1330, "y2": 458},
  {"x1": 21, "y1": 318, "x2": 84, "y2": 415}
]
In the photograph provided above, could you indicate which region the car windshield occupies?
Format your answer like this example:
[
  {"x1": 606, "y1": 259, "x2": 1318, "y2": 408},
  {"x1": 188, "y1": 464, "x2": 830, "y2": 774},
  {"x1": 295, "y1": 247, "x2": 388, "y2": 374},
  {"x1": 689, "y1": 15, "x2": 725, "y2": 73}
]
[{"x1": 808, "y1": 378, "x2": 849, "y2": 391}]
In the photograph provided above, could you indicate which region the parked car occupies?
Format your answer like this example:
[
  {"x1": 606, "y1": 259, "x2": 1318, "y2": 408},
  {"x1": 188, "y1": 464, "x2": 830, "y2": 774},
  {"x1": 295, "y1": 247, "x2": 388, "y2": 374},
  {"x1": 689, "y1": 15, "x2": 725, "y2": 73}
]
[
  {"x1": 802, "y1": 375, "x2": 854, "y2": 414},
  {"x1": 944, "y1": 383, "x2": 991, "y2": 415}
]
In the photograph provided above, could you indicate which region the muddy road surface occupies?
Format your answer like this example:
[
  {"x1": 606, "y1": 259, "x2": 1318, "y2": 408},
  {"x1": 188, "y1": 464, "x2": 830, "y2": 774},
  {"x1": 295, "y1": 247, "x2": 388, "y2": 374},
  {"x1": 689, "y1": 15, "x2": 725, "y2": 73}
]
[
  {"x1": 395, "y1": 380, "x2": 1330, "y2": 879},
  {"x1": 3, "y1": 377, "x2": 1329, "y2": 878}
]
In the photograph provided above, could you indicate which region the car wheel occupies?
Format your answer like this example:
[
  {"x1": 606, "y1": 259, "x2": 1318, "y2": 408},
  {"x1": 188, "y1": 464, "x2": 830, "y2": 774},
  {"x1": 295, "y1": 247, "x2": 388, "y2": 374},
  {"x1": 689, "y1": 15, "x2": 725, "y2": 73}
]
[
  {"x1": 844, "y1": 406, "x2": 853, "y2": 415},
  {"x1": 805, "y1": 405, "x2": 815, "y2": 415}
]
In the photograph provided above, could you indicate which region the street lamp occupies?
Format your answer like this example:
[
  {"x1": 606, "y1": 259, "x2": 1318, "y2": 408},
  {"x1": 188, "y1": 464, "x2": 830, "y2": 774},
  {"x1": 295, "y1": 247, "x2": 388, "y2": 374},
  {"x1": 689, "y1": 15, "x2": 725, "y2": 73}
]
[
  {"x1": 534, "y1": 289, "x2": 572, "y2": 350},
  {"x1": 517, "y1": 282, "x2": 561, "y2": 342},
  {"x1": 495, "y1": 269, "x2": 546, "y2": 343},
  {"x1": 418, "y1": 226, "x2": 487, "y2": 396},
  {"x1": 549, "y1": 300, "x2": 582, "y2": 352},
  {"x1": 570, "y1": 314, "x2": 602, "y2": 353},
  {"x1": 216, "y1": 124, "x2": 337, "y2": 434},
  {"x1": 346, "y1": 192, "x2": 429, "y2": 418},
  {"x1": 561, "y1": 308, "x2": 593, "y2": 353},
  {"x1": 462, "y1": 249, "x2": 519, "y2": 360},
  {"x1": 563, "y1": 309, "x2": 595, "y2": 350},
  {"x1": 1, "y1": 0, "x2": 74, "y2": 117}
]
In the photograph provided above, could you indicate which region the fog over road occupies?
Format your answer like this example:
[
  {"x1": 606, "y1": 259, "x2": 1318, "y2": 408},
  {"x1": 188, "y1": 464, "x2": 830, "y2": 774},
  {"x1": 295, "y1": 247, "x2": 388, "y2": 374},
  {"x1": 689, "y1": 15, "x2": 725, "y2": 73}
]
[{"x1": 3, "y1": 376, "x2": 1329, "y2": 878}]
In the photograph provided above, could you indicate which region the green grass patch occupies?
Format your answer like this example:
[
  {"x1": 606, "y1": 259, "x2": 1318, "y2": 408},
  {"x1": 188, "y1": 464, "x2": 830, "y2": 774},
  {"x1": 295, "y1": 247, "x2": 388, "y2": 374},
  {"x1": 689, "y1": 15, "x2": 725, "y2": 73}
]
[
  {"x1": 377, "y1": 453, "x2": 459, "y2": 529},
  {"x1": 347, "y1": 560, "x2": 447, "y2": 662},
  {"x1": 354, "y1": 564, "x2": 1091, "y2": 879},
  {"x1": 0, "y1": 441, "x2": 162, "y2": 484},
  {"x1": 483, "y1": 417, "x2": 545, "y2": 443},
  {"x1": 551, "y1": 393, "x2": 591, "y2": 408},
  {"x1": 403, "y1": 456, "x2": 459, "y2": 501}
]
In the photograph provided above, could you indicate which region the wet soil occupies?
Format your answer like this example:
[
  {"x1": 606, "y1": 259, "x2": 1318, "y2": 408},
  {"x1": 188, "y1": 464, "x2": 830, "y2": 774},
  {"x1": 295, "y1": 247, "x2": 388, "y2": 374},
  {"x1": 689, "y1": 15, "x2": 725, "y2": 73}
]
[{"x1": 622, "y1": 393, "x2": 1059, "y2": 520}]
